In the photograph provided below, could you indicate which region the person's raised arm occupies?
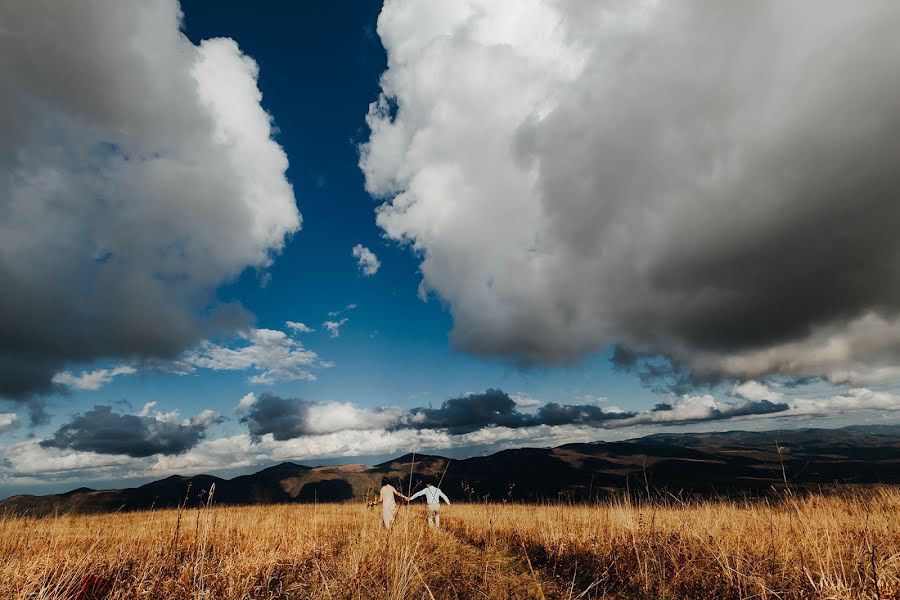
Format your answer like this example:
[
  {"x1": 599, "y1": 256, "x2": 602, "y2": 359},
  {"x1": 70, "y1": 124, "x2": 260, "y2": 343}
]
[
  {"x1": 392, "y1": 486, "x2": 409, "y2": 501},
  {"x1": 438, "y1": 489, "x2": 450, "y2": 505},
  {"x1": 408, "y1": 489, "x2": 426, "y2": 502}
]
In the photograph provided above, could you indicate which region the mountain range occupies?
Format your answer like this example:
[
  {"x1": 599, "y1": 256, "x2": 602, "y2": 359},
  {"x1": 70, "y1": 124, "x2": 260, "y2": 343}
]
[{"x1": 3, "y1": 425, "x2": 899, "y2": 517}]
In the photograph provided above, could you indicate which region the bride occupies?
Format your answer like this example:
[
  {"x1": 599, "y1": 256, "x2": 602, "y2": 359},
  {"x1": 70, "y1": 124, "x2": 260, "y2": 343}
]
[{"x1": 378, "y1": 477, "x2": 408, "y2": 529}]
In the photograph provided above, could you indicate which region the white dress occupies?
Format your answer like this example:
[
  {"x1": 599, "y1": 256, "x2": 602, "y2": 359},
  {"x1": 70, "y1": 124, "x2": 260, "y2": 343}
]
[{"x1": 380, "y1": 485, "x2": 397, "y2": 528}]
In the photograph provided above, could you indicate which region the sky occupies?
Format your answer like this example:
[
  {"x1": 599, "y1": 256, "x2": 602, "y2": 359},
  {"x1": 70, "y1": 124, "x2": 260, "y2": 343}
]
[{"x1": 2, "y1": 1, "x2": 900, "y2": 496}]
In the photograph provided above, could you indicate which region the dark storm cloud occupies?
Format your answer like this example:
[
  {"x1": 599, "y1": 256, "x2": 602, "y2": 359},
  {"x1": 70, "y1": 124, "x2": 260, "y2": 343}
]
[
  {"x1": 0, "y1": 0, "x2": 298, "y2": 401},
  {"x1": 530, "y1": 402, "x2": 633, "y2": 427},
  {"x1": 407, "y1": 389, "x2": 531, "y2": 432},
  {"x1": 40, "y1": 405, "x2": 224, "y2": 457},
  {"x1": 241, "y1": 394, "x2": 320, "y2": 441},
  {"x1": 405, "y1": 390, "x2": 634, "y2": 432},
  {"x1": 723, "y1": 400, "x2": 789, "y2": 419},
  {"x1": 240, "y1": 393, "x2": 402, "y2": 441},
  {"x1": 0, "y1": 356, "x2": 60, "y2": 402},
  {"x1": 405, "y1": 389, "x2": 791, "y2": 432},
  {"x1": 363, "y1": 1, "x2": 900, "y2": 387}
]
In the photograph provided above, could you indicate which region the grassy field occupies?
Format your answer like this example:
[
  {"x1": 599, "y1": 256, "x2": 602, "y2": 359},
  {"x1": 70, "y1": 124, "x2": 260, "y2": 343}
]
[{"x1": 1, "y1": 487, "x2": 897, "y2": 599}]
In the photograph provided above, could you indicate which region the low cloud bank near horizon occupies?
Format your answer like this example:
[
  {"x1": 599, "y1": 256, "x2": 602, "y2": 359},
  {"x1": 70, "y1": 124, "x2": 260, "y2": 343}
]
[
  {"x1": 362, "y1": 0, "x2": 900, "y2": 390},
  {"x1": 2, "y1": 385, "x2": 898, "y2": 494},
  {"x1": 234, "y1": 386, "x2": 900, "y2": 444},
  {"x1": 8, "y1": 385, "x2": 895, "y2": 483}
]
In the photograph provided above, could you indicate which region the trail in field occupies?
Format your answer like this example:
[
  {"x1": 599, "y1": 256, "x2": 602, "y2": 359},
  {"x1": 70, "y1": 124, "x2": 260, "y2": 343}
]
[
  {"x1": 440, "y1": 514, "x2": 608, "y2": 599},
  {"x1": 438, "y1": 518, "x2": 561, "y2": 599},
  {"x1": 326, "y1": 508, "x2": 544, "y2": 599}
]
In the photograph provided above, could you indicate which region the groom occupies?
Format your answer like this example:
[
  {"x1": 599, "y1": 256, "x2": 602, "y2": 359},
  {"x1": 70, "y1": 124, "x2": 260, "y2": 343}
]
[{"x1": 408, "y1": 480, "x2": 451, "y2": 528}]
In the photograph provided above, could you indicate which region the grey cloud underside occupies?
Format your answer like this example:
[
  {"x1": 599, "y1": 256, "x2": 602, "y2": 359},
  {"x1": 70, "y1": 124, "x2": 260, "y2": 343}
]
[
  {"x1": 364, "y1": 1, "x2": 900, "y2": 386},
  {"x1": 0, "y1": 0, "x2": 298, "y2": 401},
  {"x1": 239, "y1": 393, "x2": 402, "y2": 441},
  {"x1": 40, "y1": 406, "x2": 224, "y2": 457},
  {"x1": 406, "y1": 389, "x2": 633, "y2": 433},
  {"x1": 609, "y1": 348, "x2": 725, "y2": 395},
  {"x1": 524, "y1": 4, "x2": 900, "y2": 358},
  {"x1": 241, "y1": 394, "x2": 324, "y2": 441}
]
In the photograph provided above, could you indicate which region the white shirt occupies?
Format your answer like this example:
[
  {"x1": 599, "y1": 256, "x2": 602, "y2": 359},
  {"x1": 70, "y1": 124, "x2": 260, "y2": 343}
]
[{"x1": 409, "y1": 486, "x2": 450, "y2": 506}]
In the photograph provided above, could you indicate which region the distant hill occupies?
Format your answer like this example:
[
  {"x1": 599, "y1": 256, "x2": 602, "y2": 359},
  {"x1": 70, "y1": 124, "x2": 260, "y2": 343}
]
[{"x1": 3, "y1": 425, "x2": 899, "y2": 516}]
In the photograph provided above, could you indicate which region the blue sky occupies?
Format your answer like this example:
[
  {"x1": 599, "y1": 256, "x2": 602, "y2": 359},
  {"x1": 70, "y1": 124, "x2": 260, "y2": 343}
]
[{"x1": 2, "y1": 1, "x2": 900, "y2": 495}]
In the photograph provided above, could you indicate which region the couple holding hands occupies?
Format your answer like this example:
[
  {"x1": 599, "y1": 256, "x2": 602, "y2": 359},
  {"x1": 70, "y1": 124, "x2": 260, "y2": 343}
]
[{"x1": 379, "y1": 477, "x2": 451, "y2": 529}]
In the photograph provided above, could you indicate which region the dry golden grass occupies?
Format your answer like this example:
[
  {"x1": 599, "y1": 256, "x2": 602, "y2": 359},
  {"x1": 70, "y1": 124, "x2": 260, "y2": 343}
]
[{"x1": 1, "y1": 487, "x2": 898, "y2": 599}]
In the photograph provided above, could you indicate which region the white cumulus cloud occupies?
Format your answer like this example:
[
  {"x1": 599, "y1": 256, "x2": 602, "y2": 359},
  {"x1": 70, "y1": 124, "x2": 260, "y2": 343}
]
[
  {"x1": 510, "y1": 393, "x2": 542, "y2": 409},
  {"x1": 323, "y1": 319, "x2": 349, "y2": 339},
  {"x1": 0, "y1": 413, "x2": 20, "y2": 434},
  {"x1": 285, "y1": 321, "x2": 314, "y2": 334},
  {"x1": 786, "y1": 388, "x2": 900, "y2": 417},
  {"x1": 182, "y1": 328, "x2": 331, "y2": 384},
  {"x1": 731, "y1": 381, "x2": 784, "y2": 403},
  {"x1": 52, "y1": 365, "x2": 137, "y2": 391},
  {"x1": 327, "y1": 304, "x2": 357, "y2": 318},
  {"x1": 236, "y1": 392, "x2": 257, "y2": 413},
  {"x1": 352, "y1": 244, "x2": 381, "y2": 276},
  {"x1": 362, "y1": 0, "x2": 900, "y2": 388}
]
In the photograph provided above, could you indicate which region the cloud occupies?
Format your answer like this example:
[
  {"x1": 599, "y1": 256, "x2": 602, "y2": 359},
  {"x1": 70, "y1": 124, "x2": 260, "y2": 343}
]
[
  {"x1": 785, "y1": 388, "x2": 900, "y2": 417},
  {"x1": 323, "y1": 319, "x2": 349, "y2": 338},
  {"x1": 40, "y1": 404, "x2": 225, "y2": 457},
  {"x1": 1, "y1": 441, "x2": 141, "y2": 481},
  {"x1": 352, "y1": 244, "x2": 381, "y2": 276},
  {"x1": 684, "y1": 314, "x2": 900, "y2": 386},
  {"x1": 24, "y1": 402, "x2": 50, "y2": 427},
  {"x1": 607, "y1": 394, "x2": 790, "y2": 428},
  {"x1": 181, "y1": 328, "x2": 331, "y2": 384},
  {"x1": 240, "y1": 392, "x2": 404, "y2": 440},
  {"x1": 406, "y1": 389, "x2": 530, "y2": 432},
  {"x1": 408, "y1": 389, "x2": 632, "y2": 433},
  {"x1": 51, "y1": 365, "x2": 137, "y2": 391},
  {"x1": 323, "y1": 304, "x2": 355, "y2": 337},
  {"x1": 235, "y1": 392, "x2": 257, "y2": 413},
  {"x1": 827, "y1": 366, "x2": 900, "y2": 387},
  {"x1": 578, "y1": 394, "x2": 609, "y2": 406},
  {"x1": 285, "y1": 321, "x2": 314, "y2": 334},
  {"x1": 327, "y1": 304, "x2": 358, "y2": 318},
  {"x1": 730, "y1": 381, "x2": 784, "y2": 403},
  {"x1": 0, "y1": 413, "x2": 20, "y2": 434},
  {"x1": 362, "y1": 1, "x2": 900, "y2": 387},
  {"x1": 510, "y1": 392, "x2": 541, "y2": 409},
  {"x1": 0, "y1": 0, "x2": 299, "y2": 401}
]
